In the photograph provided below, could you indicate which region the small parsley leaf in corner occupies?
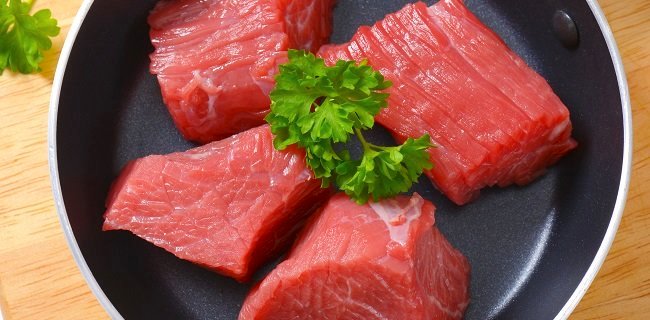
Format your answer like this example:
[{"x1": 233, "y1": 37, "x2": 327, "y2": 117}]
[{"x1": 0, "y1": 0, "x2": 60, "y2": 75}]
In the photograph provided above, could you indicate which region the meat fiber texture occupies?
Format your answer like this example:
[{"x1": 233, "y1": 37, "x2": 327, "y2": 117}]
[
  {"x1": 239, "y1": 193, "x2": 470, "y2": 319},
  {"x1": 318, "y1": 0, "x2": 577, "y2": 205},
  {"x1": 149, "y1": 0, "x2": 336, "y2": 143},
  {"x1": 103, "y1": 125, "x2": 330, "y2": 281}
]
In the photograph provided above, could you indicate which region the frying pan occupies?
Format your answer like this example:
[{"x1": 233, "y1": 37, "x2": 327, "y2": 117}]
[{"x1": 48, "y1": 0, "x2": 632, "y2": 319}]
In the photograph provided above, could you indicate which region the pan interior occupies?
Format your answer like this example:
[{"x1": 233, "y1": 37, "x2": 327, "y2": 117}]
[{"x1": 55, "y1": 0, "x2": 623, "y2": 319}]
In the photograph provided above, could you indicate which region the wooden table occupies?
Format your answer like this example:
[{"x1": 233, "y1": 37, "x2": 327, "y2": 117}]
[{"x1": 0, "y1": 0, "x2": 648, "y2": 319}]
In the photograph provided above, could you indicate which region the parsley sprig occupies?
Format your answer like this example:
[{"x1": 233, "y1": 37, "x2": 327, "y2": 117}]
[
  {"x1": 266, "y1": 50, "x2": 433, "y2": 204},
  {"x1": 0, "y1": 0, "x2": 60, "y2": 74}
]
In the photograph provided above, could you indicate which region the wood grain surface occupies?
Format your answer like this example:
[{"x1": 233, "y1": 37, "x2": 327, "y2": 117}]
[{"x1": 0, "y1": 0, "x2": 647, "y2": 319}]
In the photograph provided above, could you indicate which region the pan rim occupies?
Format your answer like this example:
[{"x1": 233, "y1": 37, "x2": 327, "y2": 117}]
[
  {"x1": 553, "y1": 0, "x2": 632, "y2": 318},
  {"x1": 46, "y1": 1, "x2": 632, "y2": 319},
  {"x1": 47, "y1": 0, "x2": 123, "y2": 318}
]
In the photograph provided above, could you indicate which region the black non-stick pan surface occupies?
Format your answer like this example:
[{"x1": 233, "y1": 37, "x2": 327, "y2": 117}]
[{"x1": 50, "y1": 0, "x2": 630, "y2": 319}]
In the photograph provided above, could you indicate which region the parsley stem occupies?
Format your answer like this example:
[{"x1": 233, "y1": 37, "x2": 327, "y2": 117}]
[
  {"x1": 354, "y1": 126, "x2": 388, "y2": 152},
  {"x1": 354, "y1": 127, "x2": 371, "y2": 152}
]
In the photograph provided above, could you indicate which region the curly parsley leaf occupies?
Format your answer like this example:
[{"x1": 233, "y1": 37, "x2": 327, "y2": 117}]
[
  {"x1": 0, "y1": 0, "x2": 60, "y2": 75},
  {"x1": 336, "y1": 133, "x2": 434, "y2": 203},
  {"x1": 266, "y1": 50, "x2": 434, "y2": 204}
]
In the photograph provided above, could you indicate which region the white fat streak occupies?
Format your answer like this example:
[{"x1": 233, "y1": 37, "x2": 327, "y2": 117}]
[
  {"x1": 206, "y1": 94, "x2": 217, "y2": 120},
  {"x1": 184, "y1": 152, "x2": 211, "y2": 160},
  {"x1": 368, "y1": 194, "x2": 424, "y2": 245},
  {"x1": 548, "y1": 119, "x2": 570, "y2": 141}
]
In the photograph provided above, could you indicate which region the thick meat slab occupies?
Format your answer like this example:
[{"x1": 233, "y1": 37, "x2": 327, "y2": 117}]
[
  {"x1": 149, "y1": 0, "x2": 335, "y2": 143},
  {"x1": 239, "y1": 193, "x2": 470, "y2": 319},
  {"x1": 103, "y1": 125, "x2": 330, "y2": 281},
  {"x1": 319, "y1": 0, "x2": 577, "y2": 205}
]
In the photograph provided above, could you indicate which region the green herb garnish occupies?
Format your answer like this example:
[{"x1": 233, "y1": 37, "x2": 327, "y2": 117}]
[
  {"x1": 266, "y1": 50, "x2": 433, "y2": 204},
  {"x1": 0, "y1": 0, "x2": 60, "y2": 74}
]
